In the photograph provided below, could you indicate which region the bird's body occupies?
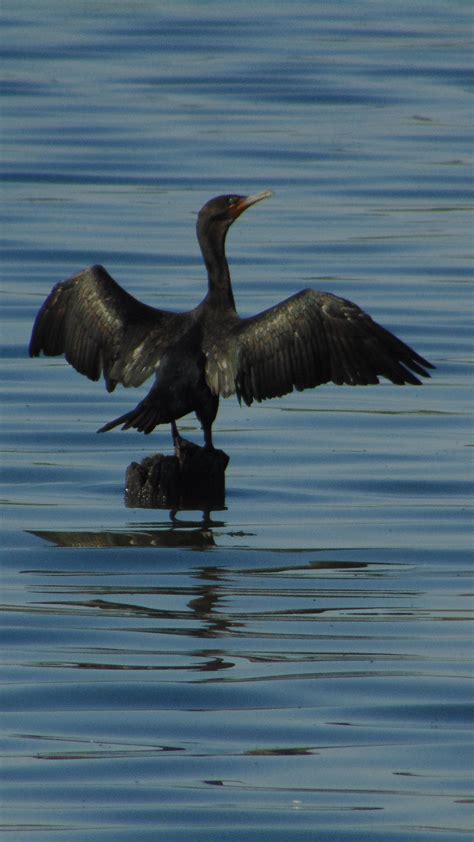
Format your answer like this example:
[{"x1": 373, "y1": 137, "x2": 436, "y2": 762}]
[{"x1": 29, "y1": 191, "x2": 434, "y2": 449}]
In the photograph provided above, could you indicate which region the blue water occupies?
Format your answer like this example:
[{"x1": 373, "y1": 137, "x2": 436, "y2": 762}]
[{"x1": 1, "y1": 1, "x2": 473, "y2": 839}]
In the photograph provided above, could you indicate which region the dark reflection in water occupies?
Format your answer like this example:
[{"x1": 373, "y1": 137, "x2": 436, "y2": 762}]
[{"x1": 29, "y1": 523, "x2": 217, "y2": 549}]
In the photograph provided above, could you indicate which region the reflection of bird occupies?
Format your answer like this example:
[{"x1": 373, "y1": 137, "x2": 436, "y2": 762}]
[{"x1": 29, "y1": 191, "x2": 434, "y2": 449}]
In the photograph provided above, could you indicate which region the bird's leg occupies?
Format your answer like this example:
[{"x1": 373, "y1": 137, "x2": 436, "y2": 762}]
[
  {"x1": 202, "y1": 422, "x2": 214, "y2": 451},
  {"x1": 171, "y1": 420, "x2": 197, "y2": 455},
  {"x1": 195, "y1": 397, "x2": 218, "y2": 451},
  {"x1": 171, "y1": 421, "x2": 184, "y2": 449}
]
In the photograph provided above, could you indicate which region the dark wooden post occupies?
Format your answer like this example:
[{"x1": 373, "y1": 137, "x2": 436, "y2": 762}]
[{"x1": 125, "y1": 439, "x2": 229, "y2": 508}]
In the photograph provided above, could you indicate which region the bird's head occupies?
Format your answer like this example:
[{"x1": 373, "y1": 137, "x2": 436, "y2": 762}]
[{"x1": 197, "y1": 190, "x2": 272, "y2": 242}]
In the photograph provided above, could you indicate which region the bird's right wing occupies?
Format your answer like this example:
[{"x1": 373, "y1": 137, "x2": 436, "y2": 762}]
[{"x1": 29, "y1": 264, "x2": 188, "y2": 391}]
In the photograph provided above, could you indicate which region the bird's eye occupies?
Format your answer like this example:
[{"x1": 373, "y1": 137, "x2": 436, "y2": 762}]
[{"x1": 227, "y1": 197, "x2": 238, "y2": 207}]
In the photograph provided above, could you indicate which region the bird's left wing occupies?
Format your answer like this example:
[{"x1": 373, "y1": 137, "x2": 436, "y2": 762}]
[{"x1": 204, "y1": 288, "x2": 433, "y2": 406}]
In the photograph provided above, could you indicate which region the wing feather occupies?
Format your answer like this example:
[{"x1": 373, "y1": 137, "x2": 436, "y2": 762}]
[
  {"x1": 205, "y1": 288, "x2": 433, "y2": 405},
  {"x1": 29, "y1": 264, "x2": 188, "y2": 391}
]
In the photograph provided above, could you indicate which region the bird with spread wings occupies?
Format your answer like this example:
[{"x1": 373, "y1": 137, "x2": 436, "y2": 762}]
[{"x1": 29, "y1": 191, "x2": 434, "y2": 450}]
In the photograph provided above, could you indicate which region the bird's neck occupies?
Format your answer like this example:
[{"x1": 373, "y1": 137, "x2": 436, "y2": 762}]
[{"x1": 199, "y1": 228, "x2": 236, "y2": 310}]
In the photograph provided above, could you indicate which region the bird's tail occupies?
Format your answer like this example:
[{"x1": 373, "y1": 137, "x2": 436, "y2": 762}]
[{"x1": 98, "y1": 399, "x2": 163, "y2": 435}]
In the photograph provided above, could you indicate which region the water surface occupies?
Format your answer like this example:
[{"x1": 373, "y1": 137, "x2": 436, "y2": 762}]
[{"x1": 1, "y1": 1, "x2": 472, "y2": 839}]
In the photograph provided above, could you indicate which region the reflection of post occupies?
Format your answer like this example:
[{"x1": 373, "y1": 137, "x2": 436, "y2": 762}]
[
  {"x1": 29, "y1": 525, "x2": 216, "y2": 549},
  {"x1": 125, "y1": 438, "x2": 229, "y2": 509},
  {"x1": 188, "y1": 567, "x2": 236, "y2": 640}
]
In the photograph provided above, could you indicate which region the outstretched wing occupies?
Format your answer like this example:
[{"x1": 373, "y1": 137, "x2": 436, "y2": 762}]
[
  {"x1": 205, "y1": 289, "x2": 434, "y2": 406},
  {"x1": 29, "y1": 264, "x2": 188, "y2": 391}
]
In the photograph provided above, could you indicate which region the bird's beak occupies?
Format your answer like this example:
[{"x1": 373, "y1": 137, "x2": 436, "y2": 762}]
[{"x1": 233, "y1": 190, "x2": 273, "y2": 217}]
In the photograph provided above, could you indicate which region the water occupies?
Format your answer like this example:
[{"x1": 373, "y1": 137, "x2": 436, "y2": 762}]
[{"x1": 1, "y1": 1, "x2": 473, "y2": 839}]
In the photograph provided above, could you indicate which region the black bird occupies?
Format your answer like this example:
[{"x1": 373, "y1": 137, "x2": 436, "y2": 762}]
[{"x1": 29, "y1": 191, "x2": 434, "y2": 450}]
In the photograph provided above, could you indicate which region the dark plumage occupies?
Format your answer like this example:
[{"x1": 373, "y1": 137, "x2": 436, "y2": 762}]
[{"x1": 29, "y1": 190, "x2": 434, "y2": 449}]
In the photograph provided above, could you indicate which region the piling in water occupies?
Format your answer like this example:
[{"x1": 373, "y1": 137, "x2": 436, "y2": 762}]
[{"x1": 125, "y1": 440, "x2": 229, "y2": 509}]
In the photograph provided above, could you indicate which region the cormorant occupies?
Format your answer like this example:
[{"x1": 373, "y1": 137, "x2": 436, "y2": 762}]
[{"x1": 29, "y1": 190, "x2": 434, "y2": 449}]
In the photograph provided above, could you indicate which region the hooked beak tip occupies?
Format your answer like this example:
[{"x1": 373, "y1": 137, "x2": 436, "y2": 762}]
[{"x1": 235, "y1": 189, "x2": 273, "y2": 216}]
